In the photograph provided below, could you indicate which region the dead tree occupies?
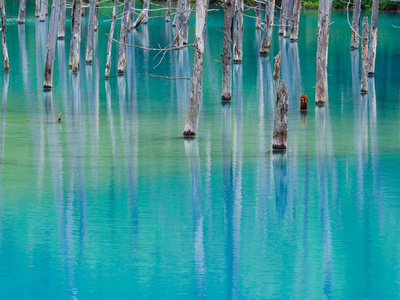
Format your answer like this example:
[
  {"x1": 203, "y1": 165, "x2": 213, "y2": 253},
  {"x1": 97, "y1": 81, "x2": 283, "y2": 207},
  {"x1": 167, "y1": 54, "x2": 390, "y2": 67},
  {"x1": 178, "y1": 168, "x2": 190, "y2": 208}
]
[
  {"x1": 233, "y1": 0, "x2": 243, "y2": 63},
  {"x1": 221, "y1": 0, "x2": 235, "y2": 101},
  {"x1": 315, "y1": 0, "x2": 332, "y2": 105},
  {"x1": 279, "y1": 0, "x2": 288, "y2": 35},
  {"x1": 174, "y1": 0, "x2": 186, "y2": 47},
  {"x1": 283, "y1": 0, "x2": 293, "y2": 38},
  {"x1": 183, "y1": 0, "x2": 209, "y2": 137},
  {"x1": 273, "y1": 52, "x2": 281, "y2": 78},
  {"x1": 290, "y1": 0, "x2": 301, "y2": 41},
  {"x1": 361, "y1": 17, "x2": 369, "y2": 94},
  {"x1": 256, "y1": 1, "x2": 262, "y2": 28},
  {"x1": 35, "y1": 0, "x2": 40, "y2": 17},
  {"x1": 260, "y1": 0, "x2": 275, "y2": 54},
  {"x1": 18, "y1": 0, "x2": 26, "y2": 24},
  {"x1": 105, "y1": 0, "x2": 119, "y2": 79},
  {"x1": 143, "y1": 0, "x2": 150, "y2": 24},
  {"x1": 368, "y1": 0, "x2": 379, "y2": 76},
  {"x1": 166, "y1": 0, "x2": 171, "y2": 22},
  {"x1": 272, "y1": 79, "x2": 289, "y2": 150},
  {"x1": 39, "y1": 0, "x2": 47, "y2": 22},
  {"x1": 85, "y1": 0, "x2": 98, "y2": 64},
  {"x1": 172, "y1": 0, "x2": 181, "y2": 27},
  {"x1": 133, "y1": 0, "x2": 149, "y2": 28},
  {"x1": 351, "y1": 0, "x2": 361, "y2": 49},
  {"x1": 69, "y1": 0, "x2": 83, "y2": 73},
  {"x1": 183, "y1": 0, "x2": 190, "y2": 44},
  {"x1": 0, "y1": 0, "x2": 9, "y2": 71},
  {"x1": 44, "y1": 0, "x2": 62, "y2": 89},
  {"x1": 129, "y1": 0, "x2": 135, "y2": 30},
  {"x1": 117, "y1": 0, "x2": 131, "y2": 74},
  {"x1": 58, "y1": 0, "x2": 67, "y2": 39}
]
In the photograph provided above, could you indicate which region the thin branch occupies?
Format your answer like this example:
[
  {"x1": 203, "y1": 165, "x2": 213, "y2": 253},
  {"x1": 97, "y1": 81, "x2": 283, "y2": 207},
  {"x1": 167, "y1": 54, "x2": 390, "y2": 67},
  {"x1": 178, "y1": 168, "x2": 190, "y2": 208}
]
[{"x1": 146, "y1": 72, "x2": 191, "y2": 80}]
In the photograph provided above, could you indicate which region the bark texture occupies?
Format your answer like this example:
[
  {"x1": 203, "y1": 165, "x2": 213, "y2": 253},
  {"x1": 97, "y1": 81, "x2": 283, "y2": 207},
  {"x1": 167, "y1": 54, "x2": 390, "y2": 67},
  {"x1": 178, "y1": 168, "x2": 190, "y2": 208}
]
[
  {"x1": 361, "y1": 16, "x2": 369, "y2": 94},
  {"x1": 290, "y1": 0, "x2": 301, "y2": 41},
  {"x1": 256, "y1": 1, "x2": 262, "y2": 28},
  {"x1": 133, "y1": 1, "x2": 149, "y2": 28},
  {"x1": 105, "y1": 0, "x2": 118, "y2": 79},
  {"x1": 166, "y1": 0, "x2": 171, "y2": 22},
  {"x1": 279, "y1": 0, "x2": 287, "y2": 35},
  {"x1": 44, "y1": 0, "x2": 62, "y2": 89},
  {"x1": 18, "y1": 0, "x2": 26, "y2": 24},
  {"x1": 351, "y1": 0, "x2": 361, "y2": 49},
  {"x1": 272, "y1": 79, "x2": 289, "y2": 150},
  {"x1": 183, "y1": 0, "x2": 208, "y2": 137},
  {"x1": 368, "y1": 0, "x2": 379, "y2": 76},
  {"x1": 58, "y1": 0, "x2": 67, "y2": 39},
  {"x1": 129, "y1": 0, "x2": 135, "y2": 30},
  {"x1": 35, "y1": 0, "x2": 40, "y2": 17},
  {"x1": 174, "y1": 0, "x2": 187, "y2": 47},
  {"x1": 0, "y1": 0, "x2": 9, "y2": 71},
  {"x1": 233, "y1": 0, "x2": 244, "y2": 63},
  {"x1": 283, "y1": 0, "x2": 293, "y2": 38},
  {"x1": 172, "y1": 0, "x2": 181, "y2": 27},
  {"x1": 259, "y1": 0, "x2": 275, "y2": 55},
  {"x1": 69, "y1": 0, "x2": 83, "y2": 73},
  {"x1": 221, "y1": 0, "x2": 235, "y2": 101},
  {"x1": 315, "y1": 0, "x2": 332, "y2": 105},
  {"x1": 273, "y1": 52, "x2": 281, "y2": 78},
  {"x1": 183, "y1": 0, "x2": 190, "y2": 44},
  {"x1": 117, "y1": 0, "x2": 131, "y2": 74},
  {"x1": 85, "y1": 0, "x2": 97, "y2": 64},
  {"x1": 39, "y1": 0, "x2": 47, "y2": 22},
  {"x1": 142, "y1": 0, "x2": 150, "y2": 24}
]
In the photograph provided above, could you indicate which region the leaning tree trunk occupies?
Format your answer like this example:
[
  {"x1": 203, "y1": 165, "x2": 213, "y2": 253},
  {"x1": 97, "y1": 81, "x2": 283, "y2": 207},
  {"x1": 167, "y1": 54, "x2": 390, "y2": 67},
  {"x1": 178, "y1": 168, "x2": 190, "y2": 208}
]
[
  {"x1": 0, "y1": 0, "x2": 9, "y2": 71},
  {"x1": 69, "y1": 0, "x2": 83, "y2": 73},
  {"x1": 129, "y1": 0, "x2": 135, "y2": 30},
  {"x1": 221, "y1": 0, "x2": 235, "y2": 101},
  {"x1": 351, "y1": 0, "x2": 361, "y2": 49},
  {"x1": 279, "y1": 0, "x2": 287, "y2": 35},
  {"x1": 44, "y1": 0, "x2": 62, "y2": 89},
  {"x1": 18, "y1": 0, "x2": 26, "y2": 24},
  {"x1": 166, "y1": 0, "x2": 171, "y2": 22},
  {"x1": 315, "y1": 0, "x2": 332, "y2": 105},
  {"x1": 133, "y1": 0, "x2": 149, "y2": 28},
  {"x1": 183, "y1": 0, "x2": 209, "y2": 137},
  {"x1": 142, "y1": 0, "x2": 150, "y2": 24},
  {"x1": 368, "y1": 0, "x2": 379, "y2": 76},
  {"x1": 58, "y1": 0, "x2": 67, "y2": 39},
  {"x1": 35, "y1": 0, "x2": 41, "y2": 17},
  {"x1": 233, "y1": 0, "x2": 244, "y2": 63},
  {"x1": 39, "y1": 0, "x2": 47, "y2": 22},
  {"x1": 272, "y1": 79, "x2": 289, "y2": 150},
  {"x1": 117, "y1": 0, "x2": 131, "y2": 74},
  {"x1": 105, "y1": 0, "x2": 118, "y2": 79},
  {"x1": 85, "y1": 0, "x2": 97, "y2": 64},
  {"x1": 256, "y1": 1, "x2": 262, "y2": 29},
  {"x1": 260, "y1": 0, "x2": 275, "y2": 54},
  {"x1": 361, "y1": 17, "x2": 369, "y2": 94},
  {"x1": 290, "y1": 0, "x2": 301, "y2": 41}
]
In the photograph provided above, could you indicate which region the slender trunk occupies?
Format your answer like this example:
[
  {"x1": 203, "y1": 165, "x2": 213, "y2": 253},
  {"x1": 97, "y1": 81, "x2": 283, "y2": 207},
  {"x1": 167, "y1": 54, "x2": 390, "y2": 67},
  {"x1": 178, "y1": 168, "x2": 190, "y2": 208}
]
[
  {"x1": 183, "y1": 0, "x2": 208, "y2": 137},
  {"x1": 368, "y1": 0, "x2": 379, "y2": 76},
  {"x1": 166, "y1": 0, "x2": 171, "y2": 22},
  {"x1": 183, "y1": 0, "x2": 190, "y2": 44},
  {"x1": 0, "y1": 0, "x2": 9, "y2": 71},
  {"x1": 69, "y1": 0, "x2": 83, "y2": 73},
  {"x1": 256, "y1": 1, "x2": 261, "y2": 29},
  {"x1": 351, "y1": 0, "x2": 361, "y2": 49},
  {"x1": 133, "y1": 1, "x2": 148, "y2": 28},
  {"x1": 272, "y1": 79, "x2": 289, "y2": 150},
  {"x1": 105, "y1": 0, "x2": 118, "y2": 79},
  {"x1": 85, "y1": 0, "x2": 97, "y2": 64},
  {"x1": 58, "y1": 0, "x2": 67, "y2": 39},
  {"x1": 221, "y1": 0, "x2": 235, "y2": 101},
  {"x1": 284, "y1": 0, "x2": 293, "y2": 38},
  {"x1": 44, "y1": 0, "x2": 62, "y2": 89},
  {"x1": 290, "y1": 0, "x2": 301, "y2": 41},
  {"x1": 94, "y1": 2, "x2": 99, "y2": 31},
  {"x1": 117, "y1": 0, "x2": 131, "y2": 74},
  {"x1": 173, "y1": 0, "x2": 182, "y2": 27},
  {"x1": 279, "y1": 0, "x2": 287, "y2": 35},
  {"x1": 142, "y1": 0, "x2": 149, "y2": 24},
  {"x1": 260, "y1": 0, "x2": 275, "y2": 54},
  {"x1": 39, "y1": 0, "x2": 47, "y2": 22},
  {"x1": 361, "y1": 17, "x2": 369, "y2": 94},
  {"x1": 18, "y1": 0, "x2": 26, "y2": 24},
  {"x1": 273, "y1": 51, "x2": 281, "y2": 78},
  {"x1": 174, "y1": 0, "x2": 186, "y2": 46},
  {"x1": 35, "y1": 0, "x2": 41, "y2": 17},
  {"x1": 129, "y1": 0, "x2": 135, "y2": 30},
  {"x1": 315, "y1": 0, "x2": 332, "y2": 105},
  {"x1": 233, "y1": 0, "x2": 243, "y2": 63}
]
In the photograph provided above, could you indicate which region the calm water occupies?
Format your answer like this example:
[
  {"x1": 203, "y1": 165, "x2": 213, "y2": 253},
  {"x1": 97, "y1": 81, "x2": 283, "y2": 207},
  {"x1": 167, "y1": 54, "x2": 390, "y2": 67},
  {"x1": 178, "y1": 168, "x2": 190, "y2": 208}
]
[{"x1": 1, "y1": 2, "x2": 400, "y2": 299}]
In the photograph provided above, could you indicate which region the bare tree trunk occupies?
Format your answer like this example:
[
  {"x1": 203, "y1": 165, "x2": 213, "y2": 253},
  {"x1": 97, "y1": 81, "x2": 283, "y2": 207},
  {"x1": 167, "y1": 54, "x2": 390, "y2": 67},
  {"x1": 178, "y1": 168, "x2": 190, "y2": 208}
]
[
  {"x1": 44, "y1": 0, "x2": 62, "y2": 89},
  {"x1": 183, "y1": 0, "x2": 190, "y2": 44},
  {"x1": 315, "y1": 0, "x2": 332, "y2": 105},
  {"x1": 172, "y1": 0, "x2": 181, "y2": 27},
  {"x1": 35, "y1": 0, "x2": 41, "y2": 17},
  {"x1": 183, "y1": 0, "x2": 208, "y2": 137},
  {"x1": 0, "y1": 0, "x2": 9, "y2": 71},
  {"x1": 290, "y1": 0, "x2": 301, "y2": 41},
  {"x1": 368, "y1": 0, "x2": 379, "y2": 76},
  {"x1": 283, "y1": 0, "x2": 293, "y2": 37},
  {"x1": 129, "y1": 0, "x2": 135, "y2": 30},
  {"x1": 58, "y1": 0, "x2": 67, "y2": 39},
  {"x1": 233, "y1": 0, "x2": 243, "y2": 63},
  {"x1": 69, "y1": 0, "x2": 83, "y2": 73},
  {"x1": 105, "y1": 0, "x2": 118, "y2": 79},
  {"x1": 39, "y1": 0, "x2": 47, "y2": 22},
  {"x1": 351, "y1": 0, "x2": 361, "y2": 49},
  {"x1": 260, "y1": 0, "x2": 275, "y2": 54},
  {"x1": 174, "y1": 0, "x2": 186, "y2": 46},
  {"x1": 18, "y1": 0, "x2": 26, "y2": 24},
  {"x1": 85, "y1": 0, "x2": 97, "y2": 64},
  {"x1": 221, "y1": 0, "x2": 235, "y2": 101},
  {"x1": 166, "y1": 0, "x2": 171, "y2": 22},
  {"x1": 279, "y1": 0, "x2": 287, "y2": 35},
  {"x1": 94, "y1": 2, "x2": 99, "y2": 31},
  {"x1": 273, "y1": 51, "x2": 281, "y2": 78},
  {"x1": 133, "y1": 1, "x2": 148, "y2": 28},
  {"x1": 272, "y1": 79, "x2": 289, "y2": 150},
  {"x1": 256, "y1": 1, "x2": 262, "y2": 29},
  {"x1": 117, "y1": 0, "x2": 131, "y2": 74},
  {"x1": 361, "y1": 17, "x2": 369, "y2": 94},
  {"x1": 142, "y1": 0, "x2": 149, "y2": 24}
]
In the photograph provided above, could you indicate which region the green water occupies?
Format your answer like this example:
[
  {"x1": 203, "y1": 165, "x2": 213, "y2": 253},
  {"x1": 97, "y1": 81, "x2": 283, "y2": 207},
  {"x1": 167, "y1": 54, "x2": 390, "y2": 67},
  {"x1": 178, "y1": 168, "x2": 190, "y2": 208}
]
[{"x1": 0, "y1": 2, "x2": 400, "y2": 299}]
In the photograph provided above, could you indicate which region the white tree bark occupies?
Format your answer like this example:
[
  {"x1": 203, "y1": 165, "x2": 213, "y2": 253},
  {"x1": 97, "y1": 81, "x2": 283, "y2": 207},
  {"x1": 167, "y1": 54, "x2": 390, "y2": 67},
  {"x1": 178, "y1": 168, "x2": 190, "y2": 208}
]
[
  {"x1": 174, "y1": 0, "x2": 186, "y2": 47},
  {"x1": 259, "y1": 0, "x2": 275, "y2": 54},
  {"x1": 279, "y1": 0, "x2": 287, "y2": 35},
  {"x1": 18, "y1": 0, "x2": 26, "y2": 24},
  {"x1": 351, "y1": 0, "x2": 361, "y2": 49},
  {"x1": 58, "y1": 0, "x2": 67, "y2": 39},
  {"x1": 290, "y1": 0, "x2": 301, "y2": 41},
  {"x1": 129, "y1": 0, "x2": 135, "y2": 30},
  {"x1": 133, "y1": 1, "x2": 149, "y2": 28},
  {"x1": 315, "y1": 0, "x2": 332, "y2": 105},
  {"x1": 85, "y1": 0, "x2": 98, "y2": 64},
  {"x1": 361, "y1": 16, "x2": 369, "y2": 94},
  {"x1": 35, "y1": 0, "x2": 41, "y2": 17},
  {"x1": 117, "y1": 0, "x2": 131, "y2": 74},
  {"x1": 272, "y1": 79, "x2": 289, "y2": 150},
  {"x1": 233, "y1": 0, "x2": 243, "y2": 63},
  {"x1": 368, "y1": 0, "x2": 379, "y2": 76},
  {"x1": 0, "y1": 0, "x2": 9, "y2": 71},
  {"x1": 166, "y1": 0, "x2": 171, "y2": 22},
  {"x1": 44, "y1": 0, "x2": 62, "y2": 89},
  {"x1": 105, "y1": 0, "x2": 118, "y2": 79},
  {"x1": 183, "y1": 0, "x2": 190, "y2": 44},
  {"x1": 142, "y1": 0, "x2": 150, "y2": 24},
  {"x1": 69, "y1": 0, "x2": 83, "y2": 73},
  {"x1": 221, "y1": 0, "x2": 235, "y2": 101},
  {"x1": 172, "y1": 0, "x2": 182, "y2": 27},
  {"x1": 256, "y1": 1, "x2": 262, "y2": 28},
  {"x1": 39, "y1": 0, "x2": 47, "y2": 22},
  {"x1": 283, "y1": 0, "x2": 293, "y2": 38}
]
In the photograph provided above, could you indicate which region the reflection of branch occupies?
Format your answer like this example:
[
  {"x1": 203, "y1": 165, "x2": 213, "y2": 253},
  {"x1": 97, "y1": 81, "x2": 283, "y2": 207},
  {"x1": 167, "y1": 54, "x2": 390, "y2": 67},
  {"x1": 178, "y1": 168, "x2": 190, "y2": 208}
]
[
  {"x1": 347, "y1": 0, "x2": 361, "y2": 39},
  {"x1": 146, "y1": 72, "x2": 191, "y2": 80},
  {"x1": 392, "y1": 24, "x2": 400, "y2": 28}
]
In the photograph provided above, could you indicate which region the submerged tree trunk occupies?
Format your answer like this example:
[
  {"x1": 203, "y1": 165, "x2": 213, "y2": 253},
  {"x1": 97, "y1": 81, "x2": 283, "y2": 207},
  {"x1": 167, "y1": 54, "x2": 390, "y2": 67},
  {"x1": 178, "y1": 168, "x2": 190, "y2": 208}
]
[
  {"x1": 315, "y1": 0, "x2": 332, "y2": 105},
  {"x1": 129, "y1": 0, "x2": 135, "y2": 30},
  {"x1": 272, "y1": 79, "x2": 289, "y2": 150},
  {"x1": 133, "y1": 1, "x2": 149, "y2": 28},
  {"x1": 273, "y1": 51, "x2": 281, "y2": 78},
  {"x1": 290, "y1": 0, "x2": 301, "y2": 41},
  {"x1": 39, "y1": 0, "x2": 47, "y2": 22},
  {"x1": 233, "y1": 0, "x2": 243, "y2": 63},
  {"x1": 174, "y1": 0, "x2": 186, "y2": 47},
  {"x1": 142, "y1": 0, "x2": 150, "y2": 24},
  {"x1": 368, "y1": 0, "x2": 379, "y2": 76},
  {"x1": 58, "y1": 0, "x2": 67, "y2": 39},
  {"x1": 183, "y1": 0, "x2": 190, "y2": 44},
  {"x1": 35, "y1": 0, "x2": 41, "y2": 17},
  {"x1": 283, "y1": 0, "x2": 293, "y2": 38},
  {"x1": 279, "y1": 0, "x2": 287, "y2": 35},
  {"x1": 0, "y1": 0, "x2": 9, "y2": 71},
  {"x1": 256, "y1": 1, "x2": 262, "y2": 29},
  {"x1": 260, "y1": 0, "x2": 275, "y2": 54},
  {"x1": 18, "y1": 0, "x2": 26, "y2": 24},
  {"x1": 221, "y1": 0, "x2": 235, "y2": 101},
  {"x1": 172, "y1": 0, "x2": 181, "y2": 27},
  {"x1": 44, "y1": 0, "x2": 62, "y2": 89},
  {"x1": 105, "y1": 0, "x2": 118, "y2": 79},
  {"x1": 69, "y1": 0, "x2": 83, "y2": 73},
  {"x1": 117, "y1": 0, "x2": 131, "y2": 74},
  {"x1": 166, "y1": 0, "x2": 171, "y2": 22},
  {"x1": 361, "y1": 17, "x2": 369, "y2": 94},
  {"x1": 351, "y1": 0, "x2": 361, "y2": 49},
  {"x1": 183, "y1": 0, "x2": 209, "y2": 137},
  {"x1": 85, "y1": 0, "x2": 97, "y2": 64}
]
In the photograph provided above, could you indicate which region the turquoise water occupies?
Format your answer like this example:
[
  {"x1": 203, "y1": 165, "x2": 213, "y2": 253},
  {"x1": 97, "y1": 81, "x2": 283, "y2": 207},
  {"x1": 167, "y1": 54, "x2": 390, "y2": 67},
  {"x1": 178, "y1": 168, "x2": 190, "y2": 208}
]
[{"x1": 1, "y1": 2, "x2": 400, "y2": 299}]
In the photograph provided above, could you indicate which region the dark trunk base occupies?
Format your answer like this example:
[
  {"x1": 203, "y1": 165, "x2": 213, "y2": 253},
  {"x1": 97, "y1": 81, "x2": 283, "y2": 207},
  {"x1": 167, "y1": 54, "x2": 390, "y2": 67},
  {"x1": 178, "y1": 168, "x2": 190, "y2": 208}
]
[
  {"x1": 221, "y1": 94, "x2": 231, "y2": 102},
  {"x1": 315, "y1": 100, "x2": 325, "y2": 106},
  {"x1": 272, "y1": 145, "x2": 287, "y2": 150},
  {"x1": 183, "y1": 130, "x2": 196, "y2": 137}
]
